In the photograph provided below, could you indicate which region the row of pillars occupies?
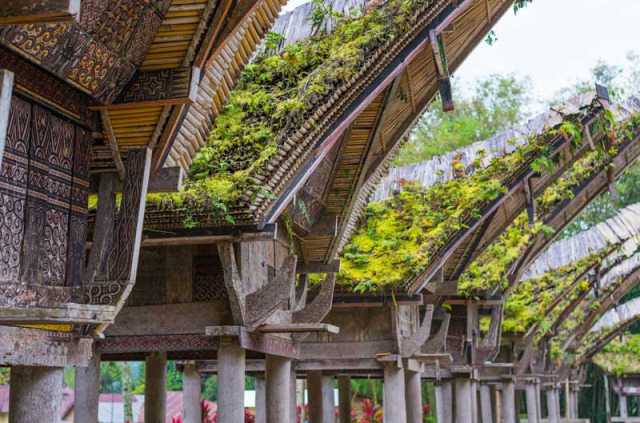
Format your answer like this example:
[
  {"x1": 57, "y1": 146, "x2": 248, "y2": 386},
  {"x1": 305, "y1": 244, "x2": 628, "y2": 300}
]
[{"x1": 434, "y1": 379, "x2": 580, "y2": 423}]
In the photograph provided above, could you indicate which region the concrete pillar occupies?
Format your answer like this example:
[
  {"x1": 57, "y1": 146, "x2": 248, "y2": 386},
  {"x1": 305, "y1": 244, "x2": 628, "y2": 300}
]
[
  {"x1": 9, "y1": 366, "x2": 63, "y2": 423},
  {"x1": 218, "y1": 338, "x2": 246, "y2": 423},
  {"x1": 308, "y1": 370, "x2": 324, "y2": 423},
  {"x1": 454, "y1": 378, "x2": 472, "y2": 423},
  {"x1": 525, "y1": 382, "x2": 539, "y2": 423},
  {"x1": 470, "y1": 380, "x2": 478, "y2": 423},
  {"x1": 405, "y1": 369, "x2": 422, "y2": 423},
  {"x1": 545, "y1": 389, "x2": 559, "y2": 423},
  {"x1": 338, "y1": 376, "x2": 351, "y2": 423},
  {"x1": 619, "y1": 393, "x2": 628, "y2": 418},
  {"x1": 322, "y1": 374, "x2": 334, "y2": 422},
  {"x1": 266, "y1": 355, "x2": 291, "y2": 423},
  {"x1": 535, "y1": 382, "x2": 542, "y2": 423},
  {"x1": 479, "y1": 383, "x2": 493, "y2": 423},
  {"x1": 435, "y1": 381, "x2": 453, "y2": 423},
  {"x1": 383, "y1": 363, "x2": 407, "y2": 423},
  {"x1": 145, "y1": 351, "x2": 167, "y2": 423},
  {"x1": 183, "y1": 363, "x2": 202, "y2": 423},
  {"x1": 291, "y1": 370, "x2": 298, "y2": 423},
  {"x1": 255, "y1": 374, "x2": 266, "y2": 423},
  {"x1": 501, "y1": 381, "x2": 516, "y2": 423},
  {"x1": 75, "y1": 352, "x2": 100, "y2": 423}
]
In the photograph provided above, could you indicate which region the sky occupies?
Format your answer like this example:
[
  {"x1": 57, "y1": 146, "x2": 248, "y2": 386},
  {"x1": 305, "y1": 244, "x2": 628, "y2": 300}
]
[{"x1": 282, "y1": 0, "x2": 640, "y2": 109}]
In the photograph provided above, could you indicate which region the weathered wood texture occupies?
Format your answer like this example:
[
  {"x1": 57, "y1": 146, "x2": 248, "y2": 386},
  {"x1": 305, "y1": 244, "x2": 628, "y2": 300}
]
[
  {"x1": 0, "y1": 70, "x2": 13, "y2": 168},
  {"x1": 9, "y1": 366, "x2": 63, "y2": 423},
  {"x1": 0, "y1": 325, "x2": 92, "y2": 366},
  {"x1": 0, "y1": 0, "x2": 80, "y2": 24}
]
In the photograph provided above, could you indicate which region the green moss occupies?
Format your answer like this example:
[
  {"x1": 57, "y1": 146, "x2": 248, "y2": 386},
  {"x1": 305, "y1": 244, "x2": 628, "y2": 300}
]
[{"x1": 594, "y1": 334, "x2": 640, "y2": 376}]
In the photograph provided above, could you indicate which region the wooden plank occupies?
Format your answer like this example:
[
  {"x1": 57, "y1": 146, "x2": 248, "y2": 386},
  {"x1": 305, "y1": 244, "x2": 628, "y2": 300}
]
[
  {"x1": 0, "y1": 303, "x2": 116, "y2": 325},
  {"x1": 296, "y1": 260, "x2": 341, "y2": 274},
  {"x1": 0, "y1": 326, "x2": 92, "y2": 367},
  {"x1": 100, "y1": 112, "x2": 126, "y2": 180},
  {"x1": 257, "y1": 323, "x2": 339, "y2": 334},
  {"x1": 85, "y1": 174, "x2": 116, "y2": 283},
  {"x1": 300, "y1": 341, "x2": 395, "y2": 360},
  {"x1": 88, "y1": 166, "x2": 184, "y2": 194},
  {"x1": 0, "y1": 70, "x2": 13, "y2": 168},
  {"x1": 0, "y1": 0, "x2": 80, "y2": 24}
]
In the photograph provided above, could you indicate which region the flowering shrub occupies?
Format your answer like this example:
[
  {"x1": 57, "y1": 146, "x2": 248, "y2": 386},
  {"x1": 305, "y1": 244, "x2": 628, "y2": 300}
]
[{"x1": 357, "y1": 398, "x2": 383, "y2": 423}]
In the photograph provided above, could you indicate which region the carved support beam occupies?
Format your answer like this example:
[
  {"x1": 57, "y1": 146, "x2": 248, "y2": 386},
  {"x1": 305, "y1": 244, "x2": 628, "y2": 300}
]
[
  {"x1": 0, "y1": 70, "x2": 13, "y2": 168},
  {"x1": 91, "y1": 68, "x2": 201, "y2": 110},
  {"x1": 85, "y1": 174, "x2": 116, "y2": 283},
  {"x1": 217, "y1": 242, "x2": 246, "y2": 325},
  {"x1": 245, "y1": 255, "x2": 297, "y2": 330},
  {"x1": 206, "y1": 326, "x2": 300, "y2": 359},
  {"x1": 292, "y1": 274, "x2": 336, "y2": 325},
  {"x1": 430, "y1": 30, "x2": 453, "y2": 112},
  {"x1": 100, "y1": 111, "x2": 125, "y2": 180},
  {"x1": 514, "y1": 332, "x2": 536, "y2": 377},
  {"x1": 401, "y1": 305, "x2": 434, "y2": 357},
  {"x1": 0, "y1": 0, "x2": 80, "y2": 24},
  {"x1": 0, "y1": 326, "x2": 92, "y2": 367},
  {"x1": 423, "y1": 313, "x2": 450, "y2": 354},
  {"x1": 473, "y1": 303, "x2": 503, "y2": 365},
  {"x1": 291, "y1": 274, "x2": 308, "y2": 312}
]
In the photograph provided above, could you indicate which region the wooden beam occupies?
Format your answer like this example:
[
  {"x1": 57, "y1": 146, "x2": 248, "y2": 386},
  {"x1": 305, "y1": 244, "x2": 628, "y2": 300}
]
[
  {"x1": 90, "y1": 68, "x2": 201, "y2": 111},
  {"x1": 401, "y1": 305, "x2": 434, "y2": 357},
  {"x1": 0, "y1": 70, "x2": 13, "y2": 168},
  {"x1": 138, "y1": 224, "x2": 277, "y2": 247},
  {"x1": 88, "y1": 167, "x2": 184, "y2": 194},
  {"x1": 256, "y1": 323, "x2": 339, "y2": 334},
  {"x1": 0, "y1": 0, "x2": 80, "y2": 24},
  {"x1": 0, "y1": 326, "x2": 92, "y2": 367},
  {"x1": 0, "y1": 303, "x2": 116, "y2": 325},
  {"x1": 308, "y1": 214, "x2": 338, "y2": 237},
  {"x1": 100, "y1": 111, "x2": 125, "y2": 181},
  {"x1": 296, "y1": 260, "x2": 341, "y2": 274},
  {"x1": 217, "y1": 242, "x2": 246, "y2": 325},
  {"x1": 85, "y1": 174, "x2": 116, "y2": 283}
]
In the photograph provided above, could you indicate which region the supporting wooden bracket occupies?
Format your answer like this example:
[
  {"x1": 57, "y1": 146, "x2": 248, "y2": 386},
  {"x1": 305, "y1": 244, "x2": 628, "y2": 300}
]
[
  {"x1": 0, "y1": 70, "x2": 13, "y2": 168},
  {"x1": 401, "y1": 305, "x2": 435, "y2": 357},
  {"x1": 85, "y1": 174, "x2": 116, "y2": 283},
  {"x1": 514, "y1": 331, "x2": 536, "y2": 377},
  {"x1": 430, "y1": 30, "x2": 454, "y2": 112},
  {"x1": 217, "y1": 242, "x2": 246, "y2": 326},
  {"x1": 473, "y1": 303, "x2": 504, "y2": 365},
  {"x1": 524, "y1": 177, "x2": 536, "y2": 228},
  {"x1": 291, "y1": 274, "x2": 308, "y2": 312},
  {"x1": 245, "y1": 255, "x2": 297, "y2": 330},
  {"x1": 423, "y1": 313, "x2": 451, "y2": 354},
  {"x1": 291, "y1": 273, "x2": 336, "y2": 342}
]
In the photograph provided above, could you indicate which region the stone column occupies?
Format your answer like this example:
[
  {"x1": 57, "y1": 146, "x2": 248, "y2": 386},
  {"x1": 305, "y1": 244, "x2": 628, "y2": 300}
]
[
  {"x1": 525, "y1": 382, "x2": 539, "y2": 423},
  {"x1": 405, "y1": 369, "x2": 422, "y2": 423},
  {"x1": 266, "y1": 355, "x2": 292, "y2": 423},
  {"x1": 572, "y1": 390, "x2": 579, "y2": 418},
  {"x1": 9, "y1": 366, "x2": 63, "y2": 423},
  {"x1": 218, "y1": 338, "x2": 246, "y2": 423},
  {"x1": 454, "y1": 378, "x2": 472, "y2": 423},
  {"x1": 75, "y1": 352, "x2": 101, "y2": 423},
  {"x1": 183, "y1": 363, "x2": 202, "y2": 423},
  {"x1": 338, "y1": 376, "x2": 351, "y2": 423},
  {"x1": 545, "y1": 389, "x2": 559, "y2": 423},
  {"x1": 145, "y1": 351, "x2": 167, "y2": 423},
  {"x1": 435, "y1": 381, "x2": 453, "y2": 423},
  {"x1": 291, "y1": 370, "x2": 298, "y2": 423},
  {"x1": 308, "y1": 370, "x2": 323, "y2": 423},
  {"x1": 479, "y1": 383, "x2": 493, "y2": 423},
  {"x1": 255, "y1": 374, "x2": 266, "y2": 423},
  {"x1": 383, "y1": 363, "x2": 407, "y2": 423},
  {"x1": 535, "y1": 382, "x2": 542, "y2": 423},
  {"x1": 322, "y1": 374, "x2": 335, "y2": 422},
  {"x1": 500, "y1": 380, "x2": 516, "y2": 423},
  {"x1": 619, "y1": 393, "x2": 628, "y2": 418},
  {"x1": 470, "y1": 380, "x2": 478, "y2": 423}
]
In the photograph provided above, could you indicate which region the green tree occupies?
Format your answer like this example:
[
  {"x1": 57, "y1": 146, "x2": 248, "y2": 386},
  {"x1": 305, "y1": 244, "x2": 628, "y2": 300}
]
[{"x1": 393, "y1": 74, "x2": 532, "y2": 166}]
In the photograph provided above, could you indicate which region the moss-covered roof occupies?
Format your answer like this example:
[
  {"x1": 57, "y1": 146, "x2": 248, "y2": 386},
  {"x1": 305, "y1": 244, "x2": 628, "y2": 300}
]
[{"x1": 593, "y1": 335, "x2": 640, "y2": 376}]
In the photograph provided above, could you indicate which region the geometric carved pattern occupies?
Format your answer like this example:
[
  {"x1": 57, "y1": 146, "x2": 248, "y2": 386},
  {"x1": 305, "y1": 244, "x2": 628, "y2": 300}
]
[
  {"x1": 0, "y1": 95, "x2": 91, "y2": 287},
  {"x1": 0, "y1": 0, "x2": 169, "y2": 103},
  {"x1": 97, "y1": 334, "x2": 219, "y2": 354},
  {"x1": 115, "y1": 67, "x2": 194, "y2": 105},
  {"x1": 192, "y1": 255, "x2": 228, "y2": 301}
]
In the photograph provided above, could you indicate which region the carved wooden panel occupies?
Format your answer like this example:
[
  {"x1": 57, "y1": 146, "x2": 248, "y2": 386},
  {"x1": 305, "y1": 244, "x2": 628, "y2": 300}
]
[
  {"x1": 192, "y1": 255, "x2": 228, "y2": 301},
  {"x1": 115, "y1": 68, "x2": 195, "y2": 105},
  {"x1": 128, "y1": 248, "x2": 166, "y2": 306},
  {"x1": 0, "y1": 0, "x2": 169, "y2": 103},
  {"x1": 0, "y1": 95, "x2": 91, "y2": 287}
]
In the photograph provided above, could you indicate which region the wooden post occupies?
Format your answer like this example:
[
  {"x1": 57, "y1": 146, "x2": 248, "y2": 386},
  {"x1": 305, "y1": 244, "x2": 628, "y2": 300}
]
[
  {"x1": 405, "y1": 369, "x2": 423, "y2": 423},
  {"x1": 535, "y1": 381, "x2": 542, "y2": 423},
  {"x1": 9, "y1": 366, "x2": 63, "y2": 423},
  {"x1": 0, "y1": 70, "x2": 13, "y2": 168},
  {"x1": 338, "y1": 376, "x2": 352, "y2": 423},
  {"x1": 525, "y1": 382, "x2": 539, "y2": 423},
  {"x1": 183, "y1": 363, "x2": 202, "y2": 423},
  {"x1": 501, "y1": 380, "x2": 516, "y2": 423},
  {"x1": 545, "y1": 389, "x2": 559, "y2": 423},
  {"x1": 145, "y1": 351, "x2": 167, "y2": 423},
  {"x1": 604, "y1": 375, "x2": 611, "y2": 422},
  {"x1": 266, "y1": 355, "x2": 292, "y2": 423},
  {"x1": 218, "y1": 338, "x2": 246, "y2": 423},
  {"x1": 383, "y1": 362, "x2": 407, "y2": 423},
  {"x1": 480, "y1": 383, "x2": 493, "y2": 423},
  {"x1": 471, "y1": 380, "x2": 479, "y2": 423},
  {"x1": 75, "y1": 351, "x2": 101, "y2": 423},
  {"x1": 619, "y1": 392, "x2": 628, "y2": 418},
  {"x1": 291, "y1": 370, "x2": 298, "y2": 423},
  {"x1": 455, "y1": 378, "x2": 473, "y2": 423},
  {"x1": 308, "y1": 370, "x2": 324, "y2": 423},
  {"x1": 435, "y1": 381, "x2": 453, "y2": 423},
  {"x1": 255, "y1": 374, "x2": 266, "y2": 423},
  {"x1": 322, "y1": 374, "x2": 335, "y2": 423}
]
